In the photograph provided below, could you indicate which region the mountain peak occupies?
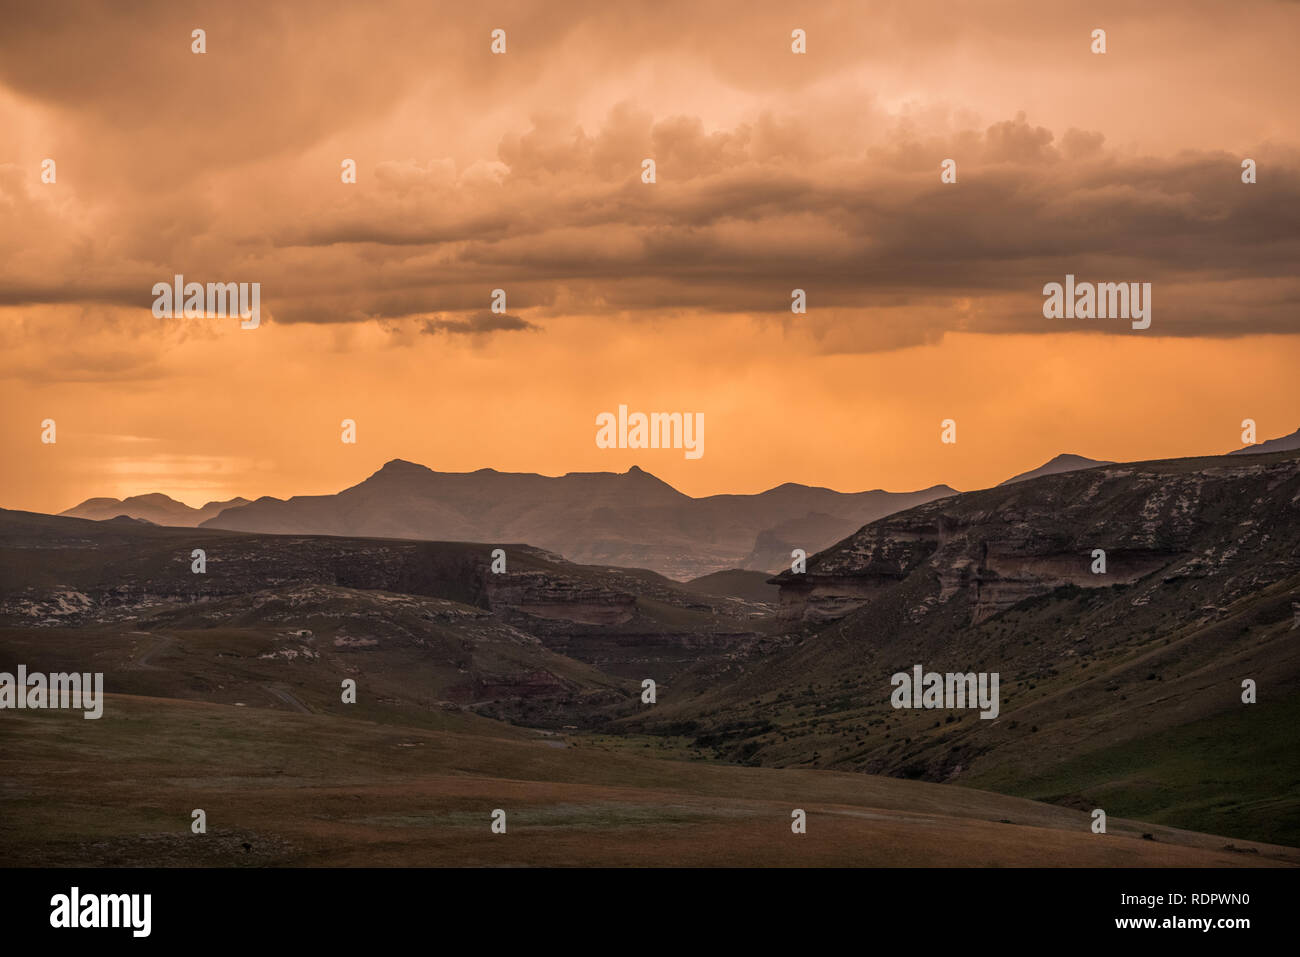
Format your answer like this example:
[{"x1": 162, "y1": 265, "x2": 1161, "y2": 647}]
[
  {"x1": 203, "y1": 496, "x2": 250, "y2": 509},
  {"x1": 123, "y1": 492, "x2": 184, "y2": 505},
  {"x1": 374, "y1": 458, "x2": 433, "y2": 475},
  {"x1": 999, "y1": 453, "x2": 1112, "y2": 486},
  {"x1": 1042, "y1": 453, "x2": 1098, "y2": 468},
  {"x1": 622, "y1": 465, "x2": 679, "y2": 491},
  {"x1": 102, "y1": 514, "x2": 156, "y2": 526}
]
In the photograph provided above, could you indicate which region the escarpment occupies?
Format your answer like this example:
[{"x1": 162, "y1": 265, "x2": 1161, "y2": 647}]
[{"x1": 773, "y1": 453, "x2": 1300, "y2": 626}]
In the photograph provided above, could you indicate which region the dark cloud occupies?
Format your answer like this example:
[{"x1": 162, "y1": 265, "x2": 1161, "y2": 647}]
[
  {"x1": 1, "y1": 1, "x2": 1297, "y2": 349},
  {"x1": 255, "y1": 112, "x2": 1300, "y2": 342},
  {"x1": 419, "y1": 311, "x2": 537, "y2": 335}
]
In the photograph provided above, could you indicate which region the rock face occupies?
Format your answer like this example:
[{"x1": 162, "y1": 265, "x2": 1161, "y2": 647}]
[
  {"x1": 773, "y1": 451, "x2": 1300, "y2": 626},
  {"x1": 485, "y1": 572, "x2": 638, "y2": 626}
]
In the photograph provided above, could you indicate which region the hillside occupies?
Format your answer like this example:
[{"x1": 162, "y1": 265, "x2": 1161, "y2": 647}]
[
  {"x1": 628, "y1": 449, "x2": 1300, "y2": 845},
  {"x1": 0, "y1": 508, "x2": 781, "y2": 727},
  {"x1": 1229, "y1": 426, "x2": 1300, "y2": 456}
]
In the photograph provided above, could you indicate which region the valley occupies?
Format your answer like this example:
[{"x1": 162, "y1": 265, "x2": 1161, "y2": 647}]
[{"x1": 3, "y1": 447, "x2": 1298, "y2": 864}]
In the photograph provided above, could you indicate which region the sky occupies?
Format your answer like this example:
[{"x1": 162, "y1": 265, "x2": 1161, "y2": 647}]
[{"x1": 1, "y1": 0, "x2": 1298, "y2": 511}]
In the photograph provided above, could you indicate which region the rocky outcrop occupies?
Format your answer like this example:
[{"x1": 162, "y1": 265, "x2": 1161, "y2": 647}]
[
  {"x1": 484, "y1": 572, "x2": 638, "y2": 625},
  {"x1": 773, "y1": 452, "x2": 1300, "y2": 626}
]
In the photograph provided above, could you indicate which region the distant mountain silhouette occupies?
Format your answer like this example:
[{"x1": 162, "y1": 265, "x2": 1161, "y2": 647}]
[
  {"x1": 998, "y1": 453, "x2": 1113, "y2": 486},
  {"x1": 196, "y1": 459, "x2": 957, "y2": 579},
  {"x1": 61, "y1": 493, "x2": 251, "y2": 527},
  {"x1": 1228, "y1": 427, "x2": 1300, "y2": 456},
  {"x1": 103, "y1": 514, "x2": 157, "y2": 526},
  {"x1": 738, "y1": 510, "x2": 867, "y2": 572}
]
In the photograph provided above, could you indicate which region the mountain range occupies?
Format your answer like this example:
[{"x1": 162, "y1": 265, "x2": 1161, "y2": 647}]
[
  {"x1": 55, "y1": 430, "x2": 1297, "y2": 581},
  {"x1": 65, "y1": 461, "x2": 958, "y2": 580},
  {"x1": 61, "y1": 492, "x2": 251, "y2": 526}
]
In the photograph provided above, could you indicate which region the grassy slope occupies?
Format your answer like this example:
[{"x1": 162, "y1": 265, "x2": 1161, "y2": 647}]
[
  {"x1": 627, "y1": 463, "x2": 1300, "y2": 846},
  {"x1": 0, "y1": 619, "x2": 628, "y2": 736},
  {"x1": 965, "y1": 693, "x2": 1300, "y2": 847},
  {"x1": 1, "y1": 695, "x2": 1295, "y2": 867}
]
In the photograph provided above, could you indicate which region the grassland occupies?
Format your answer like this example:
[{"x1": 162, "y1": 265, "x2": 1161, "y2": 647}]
[{"x1": 2, "y1": 694, "x2": 1294, "y2": 867}]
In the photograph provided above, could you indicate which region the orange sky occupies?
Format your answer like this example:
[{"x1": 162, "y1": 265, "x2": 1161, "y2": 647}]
[{"x1": 2, "y1": 1, "x2": 1297, "y2": 513}]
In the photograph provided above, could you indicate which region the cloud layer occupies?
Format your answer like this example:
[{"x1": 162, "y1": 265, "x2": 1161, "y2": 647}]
[{"x1": 1, "y1": 0, "x2": 1297, "y2": 350}]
